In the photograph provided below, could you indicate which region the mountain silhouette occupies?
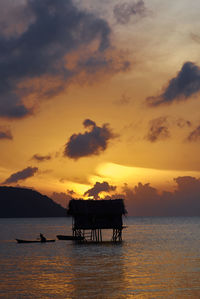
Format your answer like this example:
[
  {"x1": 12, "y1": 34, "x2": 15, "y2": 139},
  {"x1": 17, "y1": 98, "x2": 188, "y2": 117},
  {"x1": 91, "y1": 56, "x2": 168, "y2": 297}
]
[{"x1": 0, "y1": 186, "x2": 67, "y2": 217}]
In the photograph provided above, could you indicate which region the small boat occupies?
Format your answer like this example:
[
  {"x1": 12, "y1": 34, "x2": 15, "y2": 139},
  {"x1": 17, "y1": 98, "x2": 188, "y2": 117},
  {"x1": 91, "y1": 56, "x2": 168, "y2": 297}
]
[
  {"x1": 56, "y1": 235, "x2": 84, "y2": 241},
  {"x1": 16, "y1": 239, "x2": 55, "y2": 243}
]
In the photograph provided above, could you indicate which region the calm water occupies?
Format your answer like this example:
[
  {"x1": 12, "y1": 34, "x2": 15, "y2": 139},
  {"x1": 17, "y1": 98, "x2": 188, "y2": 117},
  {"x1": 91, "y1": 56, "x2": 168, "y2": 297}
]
[{"x1": 0, "y1": 217, "x2": 199, "y2": 298}]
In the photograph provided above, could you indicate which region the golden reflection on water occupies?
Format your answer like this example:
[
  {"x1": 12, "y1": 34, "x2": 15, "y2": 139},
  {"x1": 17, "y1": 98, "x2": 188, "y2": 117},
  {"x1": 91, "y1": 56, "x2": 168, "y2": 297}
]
[
  {"x1": 121, "y1": 226, "x2": 200, "y2": 298},
  {"x1": 69, "y1": 243, "x2": 126, "y2": 298},
  {"x1": 0, "y1": 217, "x2": 200, "y2": 298},
  {"x1": 0, "y1": 255, "x2": 75, "y2": 298},
  {"x1": 31, "y1": 259, "x2": 75, "y2": 297},
  {"x1": 1, "y1": 243, "x2": 198, "y2": 298}
]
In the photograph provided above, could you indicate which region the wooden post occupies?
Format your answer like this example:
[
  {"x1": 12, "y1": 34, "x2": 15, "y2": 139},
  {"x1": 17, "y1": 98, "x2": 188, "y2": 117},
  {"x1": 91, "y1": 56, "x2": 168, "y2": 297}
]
[{"x1": 100, "y1": 229, "x2": 102, "y2": 242}]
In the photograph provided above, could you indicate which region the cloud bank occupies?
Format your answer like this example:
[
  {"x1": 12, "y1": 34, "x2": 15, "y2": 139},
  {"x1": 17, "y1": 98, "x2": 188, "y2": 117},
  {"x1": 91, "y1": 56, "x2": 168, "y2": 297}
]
[
  {"x1": 51, "y1": 191, "x2": 73, "y2": 208},
  {"x1": 119, "y1": 176, "x2": 200, "y2": 216},
  {"x1": 64, "y1": 119, "x2": 116, "y2": 159},
  {"x1": 2, "y1": 166, "x2": 38, "y2": 184},
  {"x1": 61, "y1": 176, "x2": 200, "y2": 216},
  {"x1": 147, "y1": 62, "x2": 200, "y2": 106}
]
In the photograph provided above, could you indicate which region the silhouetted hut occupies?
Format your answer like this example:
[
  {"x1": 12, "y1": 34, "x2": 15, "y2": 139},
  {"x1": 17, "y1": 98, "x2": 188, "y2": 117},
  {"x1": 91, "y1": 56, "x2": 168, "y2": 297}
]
[{"x1": 67, "y1": 199, "x2": 126, "y2": 242}]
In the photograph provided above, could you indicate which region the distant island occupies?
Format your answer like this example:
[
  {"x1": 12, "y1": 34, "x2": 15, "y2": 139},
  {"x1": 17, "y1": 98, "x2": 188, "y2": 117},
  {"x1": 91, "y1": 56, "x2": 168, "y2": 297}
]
[{"x1": 0, "y1": 186, "x2": 67, "y2": 218}]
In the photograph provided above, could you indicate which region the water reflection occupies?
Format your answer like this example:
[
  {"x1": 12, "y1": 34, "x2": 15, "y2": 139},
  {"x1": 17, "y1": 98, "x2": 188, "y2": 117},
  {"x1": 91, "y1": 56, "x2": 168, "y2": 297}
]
[
  {"x1": 68, "y1": 242, "x2": 126, "y2": 298},
  {"x1": 0, "y1": 217, "x2": 200, "y2": 298},
  {"x1": 0, "y1": 247, "x2": 74, "y2": 298},
  {"x1": 121, "y1": 218, "x2": 200, "y2": 298}
]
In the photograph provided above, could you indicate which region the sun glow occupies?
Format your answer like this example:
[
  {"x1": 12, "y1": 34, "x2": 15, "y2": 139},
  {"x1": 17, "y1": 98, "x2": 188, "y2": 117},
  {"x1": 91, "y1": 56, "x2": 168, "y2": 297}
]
[{"x1": 94, "y1": 162, "x2": 200, "y2": 191}]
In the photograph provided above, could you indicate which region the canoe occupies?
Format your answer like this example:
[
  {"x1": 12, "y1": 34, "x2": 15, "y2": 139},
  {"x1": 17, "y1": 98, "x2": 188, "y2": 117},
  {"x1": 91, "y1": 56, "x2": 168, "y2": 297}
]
[
  {"x1": 56, "y1": 235, "x2": 84, "y2": 241},
  {"x1": 16, "y1": 239, "x2": 55, "y2": 243}
]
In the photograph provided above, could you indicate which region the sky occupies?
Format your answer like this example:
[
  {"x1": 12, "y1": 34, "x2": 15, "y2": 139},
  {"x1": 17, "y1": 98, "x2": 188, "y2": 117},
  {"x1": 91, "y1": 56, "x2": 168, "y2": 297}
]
[{"x1": 1, "y1": 0, "x2": 200, "y2": 216}]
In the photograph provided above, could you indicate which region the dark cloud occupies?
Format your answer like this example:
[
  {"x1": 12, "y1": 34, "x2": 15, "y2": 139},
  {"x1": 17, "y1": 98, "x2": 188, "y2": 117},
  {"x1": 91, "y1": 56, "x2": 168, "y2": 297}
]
[
  {"x1": 147, "y1": 62, "x2": 200, "y2": 106},
  {"x1": 121, "y1": 176, "x2": 200, "y2": 216},
  {"x1": 146, "y1": 117, "x2": 170, "y2": 142},
  {"x1": 113, "y1": 0, "x2": 147, "y2": 25},
  {"x1": 187, "y1": 125, "x2": 200, "y2": 142},
  {"x1": 2, "y1": 166, "x2": 38, "y2": 184},
  {"x1": 32, "y1": 153, "x2": 52, "y2": 162},
  {"x1": 0, "y1": 0, "x2": 130, "y2": 119},
  {"x1": 83, "y1": 119, "x2": 96, "y2": 128},
  {"x1": 0, "y1": 128, "x2": 13, "y2": 140},
  {"x1": 64, "y1": 119, "x2": 116, "y2": 159},
  {"x1": 174, "y1": 176, "x2": 200, "y2": 195},
  {"x1": 84, "y1": 181, "x2": 116, "y2": 199},
  {"x1": 59, "y1": 176, "x2": 200, "y2": 216}
]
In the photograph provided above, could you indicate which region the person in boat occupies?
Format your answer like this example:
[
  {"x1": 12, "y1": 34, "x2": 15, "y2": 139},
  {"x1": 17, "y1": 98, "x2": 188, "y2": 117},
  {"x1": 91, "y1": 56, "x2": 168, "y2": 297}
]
[{"x1": 40, "y1": 233, "x2": 46, "y2": 242}]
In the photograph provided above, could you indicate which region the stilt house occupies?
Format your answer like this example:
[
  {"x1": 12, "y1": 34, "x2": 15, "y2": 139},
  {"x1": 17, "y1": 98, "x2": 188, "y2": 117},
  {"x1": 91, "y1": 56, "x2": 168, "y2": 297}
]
[{"x1": 67, "y1": 199, "x2": 126, "y2": 242}]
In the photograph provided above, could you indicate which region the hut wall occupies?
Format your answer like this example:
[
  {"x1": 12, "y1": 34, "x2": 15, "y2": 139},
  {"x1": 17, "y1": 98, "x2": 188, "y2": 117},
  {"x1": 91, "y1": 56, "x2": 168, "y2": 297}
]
[
  {"x1": 73, "y1": 214, "x2": 123, "y2": 230},
  {"x1": 68, "y1": 199, "x2": 125, "y2": 230}
]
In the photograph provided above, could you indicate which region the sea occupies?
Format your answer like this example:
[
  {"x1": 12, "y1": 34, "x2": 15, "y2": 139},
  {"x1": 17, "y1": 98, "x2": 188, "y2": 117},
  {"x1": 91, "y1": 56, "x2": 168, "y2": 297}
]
[{"x1": 0, "y1": 217, "x2": 199, "y2": 298}]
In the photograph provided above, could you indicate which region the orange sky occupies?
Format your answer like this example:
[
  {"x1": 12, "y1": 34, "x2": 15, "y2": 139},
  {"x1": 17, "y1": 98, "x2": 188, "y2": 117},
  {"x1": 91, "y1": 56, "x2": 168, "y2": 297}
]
[{"x1": 1, "y1": 0, "x2": 200, "y2": 214}]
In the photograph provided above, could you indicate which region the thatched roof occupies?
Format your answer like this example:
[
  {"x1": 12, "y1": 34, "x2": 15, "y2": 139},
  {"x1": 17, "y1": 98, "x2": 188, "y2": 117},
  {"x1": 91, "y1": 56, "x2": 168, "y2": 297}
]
[{"x1": 68, "y1": 199, "x2": 126, "y2": 216}]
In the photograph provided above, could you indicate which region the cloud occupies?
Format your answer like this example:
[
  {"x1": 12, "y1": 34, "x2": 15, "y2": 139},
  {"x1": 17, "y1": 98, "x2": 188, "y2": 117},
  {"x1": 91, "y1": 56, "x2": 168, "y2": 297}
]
[
  {"x1": 0, "y1": 0, "x2": 130, "y2": 119},
  {"x1": 0, "y1": 0, "x2": 32, "y2": 38},
  {"x1": 0, "y1": 127, "x2": 13, "y2": 140},
  {"x1": 146, "y1": 117, "x2": 170, "y2": 142},
  {"x1": 121, "y1": 176, "x2": 200, "y2": 216},
  {"x1": 59, "y1": 176, "x2": 200, "y2": 216},
  {"x1": 190, "y1": 33, "x2": 200, "y2": 44},
  {"x1": 187, "y1": 125, "x2": 200, "y2": 142},
  {"x1": 64, "y1": 119, "x2": 116, "y2": 159},
  {"x1": 2, "y1": 166, "x2": 38, "y2": 184},
  {"x1": 32, "y1": 153, "x2": 52, "y2": 162},
  {"x1": 67, "y1": 189, "x2": 76, "y2": 196},
  {"x1": 84, "y1": 181, "x2": 116, "y2": 199},
  {"x1": 51, "y1": 191, "x2": 73, "y2": 208},
  {"x1": 147, "y1": 62, "x2": 200, "y2": 106},
  {"x1": 113, "y1": 0, "x2": 147, "y2": 25},
  {"x1": 175, "y1": 118, "x2": 191, "y2": 128},
  {"x1": 83, "y1": 119, "x2": 96, "y2": 128}
]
